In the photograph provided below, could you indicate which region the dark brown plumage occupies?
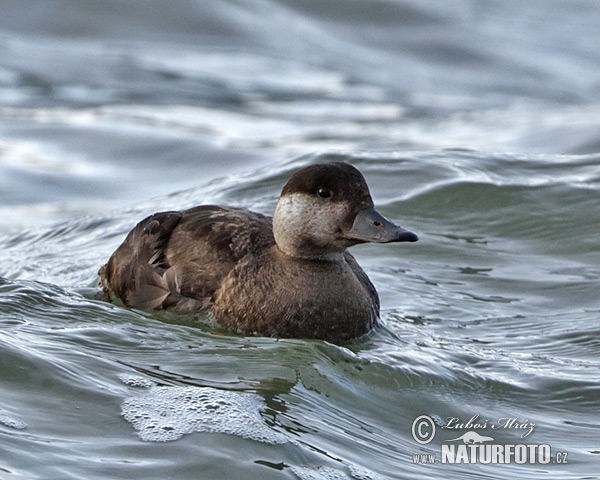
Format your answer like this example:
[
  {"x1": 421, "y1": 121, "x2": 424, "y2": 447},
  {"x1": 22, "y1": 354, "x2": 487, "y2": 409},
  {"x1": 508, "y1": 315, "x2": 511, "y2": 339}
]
[{"x1": 99, "y1": 162, "x2": 417, "y2": 342}]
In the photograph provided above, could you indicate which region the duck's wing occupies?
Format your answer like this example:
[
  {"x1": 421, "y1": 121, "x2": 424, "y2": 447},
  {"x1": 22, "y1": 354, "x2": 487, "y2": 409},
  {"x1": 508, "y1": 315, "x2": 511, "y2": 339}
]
[
  {"x1": 99, "y1": 206, "x2": 274, "y2": 311},
  {"x1": 164, "y1": 206, "x2": 275, "y2": 303},
  {"x1": 99, "y1": 211, "x2": 185, "y2": 310}
]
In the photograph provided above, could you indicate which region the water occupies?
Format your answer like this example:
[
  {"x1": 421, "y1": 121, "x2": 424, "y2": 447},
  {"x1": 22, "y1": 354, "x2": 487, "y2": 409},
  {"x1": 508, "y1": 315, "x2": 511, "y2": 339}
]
[{"x1": 1, "y1": 1, "x2": 599, "y2": 478}]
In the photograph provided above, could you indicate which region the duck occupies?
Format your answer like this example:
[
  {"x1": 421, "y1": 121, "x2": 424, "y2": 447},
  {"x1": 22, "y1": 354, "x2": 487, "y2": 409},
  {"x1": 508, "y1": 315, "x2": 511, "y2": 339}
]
[{"x1": 99, "y1": 162, "x2": 417, "y2": 342}]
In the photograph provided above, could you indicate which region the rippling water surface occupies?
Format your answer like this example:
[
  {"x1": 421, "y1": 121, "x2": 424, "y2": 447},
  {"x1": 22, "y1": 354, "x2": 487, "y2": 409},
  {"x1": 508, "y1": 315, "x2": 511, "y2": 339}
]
[{"x1": 1, "y1": 1, "x2": 599, "y2": 479}]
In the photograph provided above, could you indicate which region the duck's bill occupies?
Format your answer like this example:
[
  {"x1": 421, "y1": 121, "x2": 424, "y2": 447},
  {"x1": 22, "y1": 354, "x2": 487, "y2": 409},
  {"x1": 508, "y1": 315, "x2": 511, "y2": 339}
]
[{"x1": 345, "y1": 207, "x2": 418, "y2": 243}]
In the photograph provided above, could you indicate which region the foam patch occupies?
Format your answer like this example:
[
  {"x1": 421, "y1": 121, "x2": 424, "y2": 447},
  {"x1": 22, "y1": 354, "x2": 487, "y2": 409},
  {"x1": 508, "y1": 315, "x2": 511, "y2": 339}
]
[
  {"x1": 291, "y1": 465, "x2": 384, "y2": 480},
  {"x1": 347, "y1": 463, "x2": 385, "y2": 480},
  {"x1": 291, "y1": 466, "x2": 350, "y2": 480},
  {"x1": 118, "y1": 373, "x2": 155, "y2": 388},
  {"x1": 121, "y1": 384, "x2": 289, "y2": 443},
  {"x1": 0, "y1": 413, "x2": 27, "y2": 430}
]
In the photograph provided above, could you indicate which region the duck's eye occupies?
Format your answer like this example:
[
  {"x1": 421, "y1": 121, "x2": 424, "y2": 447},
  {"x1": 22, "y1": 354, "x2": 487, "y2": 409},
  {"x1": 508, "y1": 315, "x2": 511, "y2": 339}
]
[{"x1": 317, "y1": 188, "x2": 331, "y2": 198}]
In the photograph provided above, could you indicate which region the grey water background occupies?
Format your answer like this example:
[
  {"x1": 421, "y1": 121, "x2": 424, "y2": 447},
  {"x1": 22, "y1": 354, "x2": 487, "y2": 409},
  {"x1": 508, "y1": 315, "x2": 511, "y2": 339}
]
[{"x1": 0, "y1": 0, "x2": 599, "y2": 478}]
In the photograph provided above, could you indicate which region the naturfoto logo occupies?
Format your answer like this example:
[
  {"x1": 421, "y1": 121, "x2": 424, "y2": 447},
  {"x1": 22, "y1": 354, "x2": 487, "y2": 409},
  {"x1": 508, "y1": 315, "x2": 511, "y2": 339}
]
[{"x1": 411, "y1": 414, "x2": 568, "y2": 465}]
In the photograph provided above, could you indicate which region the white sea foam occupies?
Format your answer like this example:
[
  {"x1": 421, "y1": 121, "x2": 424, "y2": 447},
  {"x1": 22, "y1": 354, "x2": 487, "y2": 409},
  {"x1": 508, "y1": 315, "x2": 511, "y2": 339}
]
[
  {"x1": 117, "y1": 373, "x2": 155, "y2": 388},
  {"x1": 121, "y1": 384, "x2": 289, "y2": 443},
  {"x1": 346, "y1": 463, "x2": 385, "y2": 480},
  {"x1": 291, "y1": 466, "x2": 350, "y2": 480},
  {"x1": 291, "y1": 464, "x2": 384, "y2": 480},
  {"x1": 0, "y1": 413, "x2": 27, "y2": 430}
]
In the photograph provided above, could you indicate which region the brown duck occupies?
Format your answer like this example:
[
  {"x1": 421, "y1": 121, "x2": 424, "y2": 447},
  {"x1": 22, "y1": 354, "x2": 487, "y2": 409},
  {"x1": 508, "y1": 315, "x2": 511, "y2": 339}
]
[{"x1": 99, "y1": 162, "x2": 417, "y2": 342}]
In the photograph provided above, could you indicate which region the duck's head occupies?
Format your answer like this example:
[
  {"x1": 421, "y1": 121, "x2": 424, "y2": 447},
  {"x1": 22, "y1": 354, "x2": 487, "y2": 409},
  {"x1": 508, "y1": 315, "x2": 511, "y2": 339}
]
[{"x1": 273, "y1": 162, "x2": 418, "y2": 259}]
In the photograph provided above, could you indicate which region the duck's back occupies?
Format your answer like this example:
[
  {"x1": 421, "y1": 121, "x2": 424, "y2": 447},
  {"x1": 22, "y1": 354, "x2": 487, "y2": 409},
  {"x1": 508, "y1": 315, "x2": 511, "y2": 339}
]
[
  {"x1": 164, "y1": 206, "x2": 275, "y2": 300},
  {"x1": 99, "y1": 206, "x2": 275, "y2": 311}
]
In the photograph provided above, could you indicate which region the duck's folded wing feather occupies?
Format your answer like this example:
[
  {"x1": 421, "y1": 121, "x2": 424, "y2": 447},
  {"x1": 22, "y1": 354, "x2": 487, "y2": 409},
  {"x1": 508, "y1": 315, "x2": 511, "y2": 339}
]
[
  {"x1": 99, "y1": 211, "x2": 183, "y2": 308},
  {"x1": 164, "y1": 206, "x2": 275, "y2": 300},
  {"x1": 176, "y1": 206, "x2": 275, "y2": 258},
  {"x1": 100, "y1": 206, "x2": 274, "y2": 311}
]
